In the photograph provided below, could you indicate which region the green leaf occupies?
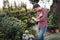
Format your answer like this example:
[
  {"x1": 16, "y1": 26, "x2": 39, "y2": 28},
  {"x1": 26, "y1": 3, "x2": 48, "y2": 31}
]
[
  {"x1": 41, "y1": 0, "x2": 44, "y2": 1},
  {"x1": 47, "y1": 0, "x2": 50, "y2": 2}
]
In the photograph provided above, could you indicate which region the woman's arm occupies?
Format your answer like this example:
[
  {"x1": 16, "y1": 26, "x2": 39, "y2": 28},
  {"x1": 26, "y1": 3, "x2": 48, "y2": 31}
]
[
  {"x1": 37, "y1": 12, "x2": 43, "y2": 19},
  {"x1": 39, "y1": 9, "x2": 48, "y2": 21}
]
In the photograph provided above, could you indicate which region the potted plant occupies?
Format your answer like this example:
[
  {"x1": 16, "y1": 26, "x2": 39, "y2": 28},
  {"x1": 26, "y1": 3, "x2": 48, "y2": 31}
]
[{"x1": 55, "y1": 25, "x2": 59, "y2": 33}]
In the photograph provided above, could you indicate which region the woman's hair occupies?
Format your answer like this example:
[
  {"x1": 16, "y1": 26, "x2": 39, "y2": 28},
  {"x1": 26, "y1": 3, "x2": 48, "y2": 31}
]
[{"x1": 33, "y1": 3, "x2": 40, "y2": 9}]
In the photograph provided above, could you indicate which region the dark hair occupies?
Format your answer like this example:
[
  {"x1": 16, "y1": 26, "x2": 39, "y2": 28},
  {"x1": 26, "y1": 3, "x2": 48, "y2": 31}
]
[{"x1": 33, "y1": 3, "x2": 40, "y2": 9}]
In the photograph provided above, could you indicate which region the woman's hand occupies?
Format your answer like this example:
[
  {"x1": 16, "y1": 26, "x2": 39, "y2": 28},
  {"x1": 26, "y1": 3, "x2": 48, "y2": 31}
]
[
  {"x1": 35, "y1": 18, "x2": 40, "y2": 22},
  {"x1": 32, "y1": 17, "x2": 40, "y2": 22},
  {"x1": 37, "y1": 12, "x2": 43, "y2": 19}
]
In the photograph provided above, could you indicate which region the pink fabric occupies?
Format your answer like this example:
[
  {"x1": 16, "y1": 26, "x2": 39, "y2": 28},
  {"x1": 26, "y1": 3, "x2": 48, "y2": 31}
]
[{"x1": 36, "y1": 8, "x2": 48, "y2": 28}]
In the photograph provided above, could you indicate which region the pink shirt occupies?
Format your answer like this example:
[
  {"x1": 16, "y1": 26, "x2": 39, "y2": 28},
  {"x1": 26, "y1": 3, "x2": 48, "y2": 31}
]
[{"x1": 36, "y1": 8, "x2": 48, "y2": 28}]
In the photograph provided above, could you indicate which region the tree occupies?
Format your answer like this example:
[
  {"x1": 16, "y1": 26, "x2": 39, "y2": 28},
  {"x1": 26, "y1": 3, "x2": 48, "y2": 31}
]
[
  {"x1": 21, "y1": 2, "x2": 27, "y2": 12},
  {"x1": 3, "y1": 0, "x2": 10, "y2": 9},
  {"x1": 14, "y1": 1, "x2": 17, "y2": 10},
  {"x1": 50, "y1": 0, "x2": 60, "y2": 25}
]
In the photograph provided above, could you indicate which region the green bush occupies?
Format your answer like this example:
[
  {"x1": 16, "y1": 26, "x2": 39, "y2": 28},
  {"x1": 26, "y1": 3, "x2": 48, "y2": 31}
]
[{"x1": 0, "y1": 11, "x2": 36, "y2": 40}]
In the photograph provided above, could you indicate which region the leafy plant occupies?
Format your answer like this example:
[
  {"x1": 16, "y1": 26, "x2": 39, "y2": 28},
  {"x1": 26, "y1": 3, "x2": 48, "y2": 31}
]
[
  {"x1": 48, "y1": 14, "x2": 57, "y2": 26},
  {"x1": 29, "y1": 0, "x2": 39, "y2": 4}
]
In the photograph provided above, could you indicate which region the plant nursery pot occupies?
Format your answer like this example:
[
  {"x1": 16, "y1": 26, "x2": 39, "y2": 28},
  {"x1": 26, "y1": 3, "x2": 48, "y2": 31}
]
[{"x1": 55, "y1": 29, "x2": 59, "y2": 33}]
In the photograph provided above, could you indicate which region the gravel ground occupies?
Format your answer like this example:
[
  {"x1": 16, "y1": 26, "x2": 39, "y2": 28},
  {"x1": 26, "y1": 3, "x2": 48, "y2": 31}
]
[{"x1": 44, "y1": 33, "x2": 60, "y2": 40}]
